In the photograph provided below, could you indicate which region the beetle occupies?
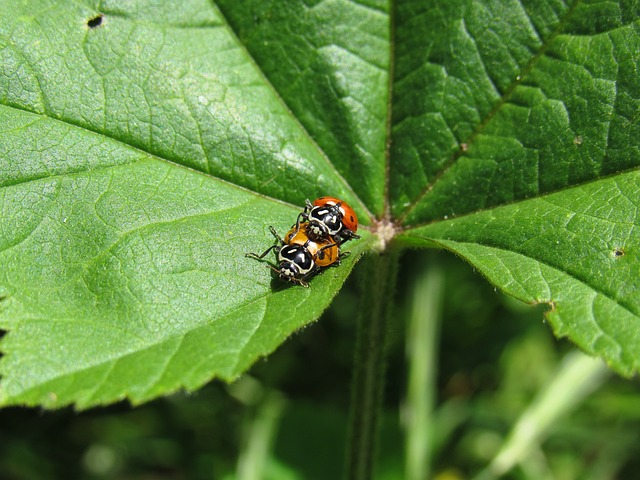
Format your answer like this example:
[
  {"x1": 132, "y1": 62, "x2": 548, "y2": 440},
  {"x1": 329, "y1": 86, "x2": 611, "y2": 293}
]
[
  {"x1": 246, "y1": 224, "x2": 341, "y2": 287},
  {"x1": 293, "y1": 197, "x2": 360, "y2": 245}
]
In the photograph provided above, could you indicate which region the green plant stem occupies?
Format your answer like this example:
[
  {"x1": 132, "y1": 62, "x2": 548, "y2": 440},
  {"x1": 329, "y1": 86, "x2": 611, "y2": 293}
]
[
  {"x1": 236, "y1": 387, "x2": 286, "y2": 480},
  {"x1": 345, "y1": 250, "x2": 399, "y2": 480},
  {"x1": 405, "y1": 264, "x2": 443, "y2": 480},
  {"x1": 473, "y1": 351, "x2": 611, "y2": 480}
]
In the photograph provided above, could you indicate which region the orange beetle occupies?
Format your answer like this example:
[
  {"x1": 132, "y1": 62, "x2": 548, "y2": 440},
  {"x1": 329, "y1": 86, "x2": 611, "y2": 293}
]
[{"x1": 284, "y1": 223, "x2": 340, "y2": 267}]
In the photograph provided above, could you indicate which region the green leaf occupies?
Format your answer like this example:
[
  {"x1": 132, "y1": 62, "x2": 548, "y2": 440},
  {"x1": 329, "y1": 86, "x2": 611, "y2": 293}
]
[
  {"x1": 399, "y1": 171, "x2": 640, "y2": 375},
  {"x1": 215, "y1": 0, "x2": 390, "y2": 214},
  {"x1": 0, "y1": 0, "x2": 375, "y2": 408},
  {"x1": 391, "y1": 0, "x2": 639, "y2": 222},
  {"x1": 0, "y1": 132, "x2": 369, "y2": 407},
  {"x1": 392, "y1": 0, "x2": 640, "y2": 377},
  {"x1": 1, "y1": 0, "x2": 639, "y2": 410}
]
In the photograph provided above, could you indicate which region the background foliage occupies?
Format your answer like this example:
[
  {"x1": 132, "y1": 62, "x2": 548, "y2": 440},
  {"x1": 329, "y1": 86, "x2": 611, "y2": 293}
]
[{"x1": 1, "y1": 0, "x2": 640, "y2": 477}]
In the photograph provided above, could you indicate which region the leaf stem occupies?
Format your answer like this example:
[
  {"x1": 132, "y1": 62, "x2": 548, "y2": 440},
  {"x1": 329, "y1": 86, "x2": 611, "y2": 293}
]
[{"x1": 344, "y1": 250, "x2": 399, "y2": 480}]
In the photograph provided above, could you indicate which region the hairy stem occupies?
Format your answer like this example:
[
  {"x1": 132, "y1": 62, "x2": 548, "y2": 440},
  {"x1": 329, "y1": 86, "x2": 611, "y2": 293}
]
[{"x1": 345, "y1": 250, "x2": 399, "y2": 480}]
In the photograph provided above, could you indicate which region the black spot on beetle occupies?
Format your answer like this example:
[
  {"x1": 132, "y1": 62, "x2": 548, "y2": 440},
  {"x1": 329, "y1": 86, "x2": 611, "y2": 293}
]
[{"x1": 87, "y1": 14, "x2": 104, "y2": 29}]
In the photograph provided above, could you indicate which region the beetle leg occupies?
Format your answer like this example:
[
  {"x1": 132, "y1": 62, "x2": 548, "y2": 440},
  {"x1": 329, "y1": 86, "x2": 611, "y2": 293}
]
[
  {"x1": 245, "y1": 244, "x2": 279, "y2": 260},
  {"x1": 268, "y1": 225, "x2": 287, "y2": 244},
  {"x1": 304, "y1": 198, "x2": 314, "y2": 213},
  {"x1": 290, "y1": 211, "x2": 307, "y2": 238}
]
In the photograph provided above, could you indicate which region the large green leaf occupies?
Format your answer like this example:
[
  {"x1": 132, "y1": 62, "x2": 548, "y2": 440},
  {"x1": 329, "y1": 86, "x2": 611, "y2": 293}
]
[
  {"x1": 393, "y1": 0, "x2": 640, "y2": 375},
  {"x1": 1, "y1": 0, "x2": 639, "y2": 409},
  {"x1": 0, "y1": 0, "x2": 376, "y2": 408}
]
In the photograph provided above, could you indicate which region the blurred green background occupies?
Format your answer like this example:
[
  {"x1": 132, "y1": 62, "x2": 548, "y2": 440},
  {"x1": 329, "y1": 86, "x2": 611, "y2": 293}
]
[{"x1": 2, "y1": 250, "x2": 639, "y2": 479}]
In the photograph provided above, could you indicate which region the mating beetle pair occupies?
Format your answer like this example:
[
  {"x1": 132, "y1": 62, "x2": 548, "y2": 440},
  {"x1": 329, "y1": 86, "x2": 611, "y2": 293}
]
[{"x1": 246, "y1": 197, "x2": 360, "y2": 287}]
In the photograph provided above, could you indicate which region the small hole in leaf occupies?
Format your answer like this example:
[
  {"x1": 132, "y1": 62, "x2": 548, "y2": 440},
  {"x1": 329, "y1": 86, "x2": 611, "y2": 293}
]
[
  {"x1": 87, "y1": 14, "x2": 104, "y2": 29},
  {"x1": 573, "y1": 135, "x2": 583, "y2": 146},
  {"x1": 613, "y1": 248, "x2": 625, "y2": 258}
]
